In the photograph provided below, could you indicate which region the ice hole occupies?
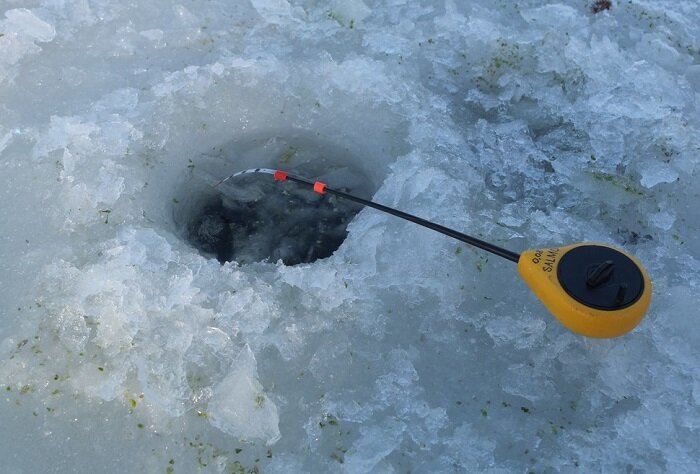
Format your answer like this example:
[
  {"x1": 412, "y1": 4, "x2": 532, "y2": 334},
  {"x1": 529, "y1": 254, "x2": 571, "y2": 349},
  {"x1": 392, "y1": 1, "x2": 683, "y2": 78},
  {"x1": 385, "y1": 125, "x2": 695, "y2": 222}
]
[{"x1": 173, "y1": 134, "x2": 377, "y2": 265}]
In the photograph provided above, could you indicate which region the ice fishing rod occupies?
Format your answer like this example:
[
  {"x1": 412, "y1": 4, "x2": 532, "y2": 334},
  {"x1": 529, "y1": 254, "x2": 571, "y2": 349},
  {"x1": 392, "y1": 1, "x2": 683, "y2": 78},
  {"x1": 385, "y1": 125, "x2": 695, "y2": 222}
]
[{"x1": 216, "y1": 168, "x2": 652, "y2": 338}]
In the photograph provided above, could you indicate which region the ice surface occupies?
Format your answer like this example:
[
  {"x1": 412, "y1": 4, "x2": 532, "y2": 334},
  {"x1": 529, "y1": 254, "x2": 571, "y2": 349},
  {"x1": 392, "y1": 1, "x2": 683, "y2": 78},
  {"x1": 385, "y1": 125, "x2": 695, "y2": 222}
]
[{"x1": 1, "y1": 0, "x2": 699, "y2": 472}]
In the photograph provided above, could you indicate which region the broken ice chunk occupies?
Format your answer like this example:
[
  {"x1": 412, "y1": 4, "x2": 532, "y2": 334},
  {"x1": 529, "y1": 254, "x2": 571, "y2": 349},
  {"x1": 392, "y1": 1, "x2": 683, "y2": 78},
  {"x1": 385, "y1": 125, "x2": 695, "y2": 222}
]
[
  {"x1": 4, "y1": 9, "x2": 56, "y2": 43},
  {"x1": 207, "y1": 345, "x2": 281, "y2": 444},
  {"x1": 639, "y1": 161, "x2": 679, "y2": 188}
]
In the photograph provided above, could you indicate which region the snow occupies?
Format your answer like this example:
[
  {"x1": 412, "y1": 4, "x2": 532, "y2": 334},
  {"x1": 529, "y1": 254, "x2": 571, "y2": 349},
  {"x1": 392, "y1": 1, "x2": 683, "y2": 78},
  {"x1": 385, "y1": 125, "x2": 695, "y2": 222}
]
[{"x1": 1, "y1": 0, "x2": 699, "y2": 472}]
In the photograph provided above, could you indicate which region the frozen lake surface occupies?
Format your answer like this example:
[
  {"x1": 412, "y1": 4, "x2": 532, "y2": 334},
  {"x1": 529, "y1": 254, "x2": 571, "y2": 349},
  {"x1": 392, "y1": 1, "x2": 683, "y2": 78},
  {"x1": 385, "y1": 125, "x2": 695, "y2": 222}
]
[{"x1": 1, "y1": 1, "x2": 699, "y2": 472}]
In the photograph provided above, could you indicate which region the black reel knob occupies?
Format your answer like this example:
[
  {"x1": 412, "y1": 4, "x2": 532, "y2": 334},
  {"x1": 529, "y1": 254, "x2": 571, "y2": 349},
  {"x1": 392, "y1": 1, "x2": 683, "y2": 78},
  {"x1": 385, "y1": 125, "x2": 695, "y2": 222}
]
[{"x1": 557, "y1": 245, "x2": 645, "y2": 311}]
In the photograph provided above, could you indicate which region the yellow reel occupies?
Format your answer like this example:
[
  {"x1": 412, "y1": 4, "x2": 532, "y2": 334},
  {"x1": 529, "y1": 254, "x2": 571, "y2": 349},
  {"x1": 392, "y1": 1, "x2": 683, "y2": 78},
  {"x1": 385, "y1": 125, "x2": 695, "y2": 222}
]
[{"x1": 518, "y1": 243, "x2": 651, "y2": 338}]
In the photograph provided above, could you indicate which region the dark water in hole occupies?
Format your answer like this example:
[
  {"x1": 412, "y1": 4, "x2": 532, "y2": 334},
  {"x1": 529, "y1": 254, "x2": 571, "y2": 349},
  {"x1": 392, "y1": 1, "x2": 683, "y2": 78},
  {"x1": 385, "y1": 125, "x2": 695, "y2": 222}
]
[{"x1": 188, "y1": 174, "x2": 363, "y2": 265}]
